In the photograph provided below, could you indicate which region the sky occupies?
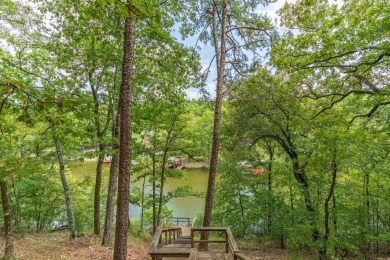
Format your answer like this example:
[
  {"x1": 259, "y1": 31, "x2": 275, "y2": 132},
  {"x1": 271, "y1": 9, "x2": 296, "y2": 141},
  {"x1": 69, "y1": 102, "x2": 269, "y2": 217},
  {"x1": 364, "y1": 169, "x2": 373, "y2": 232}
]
[{"x1": 178, "y1": 0, "x2": 297, "y2": 99}]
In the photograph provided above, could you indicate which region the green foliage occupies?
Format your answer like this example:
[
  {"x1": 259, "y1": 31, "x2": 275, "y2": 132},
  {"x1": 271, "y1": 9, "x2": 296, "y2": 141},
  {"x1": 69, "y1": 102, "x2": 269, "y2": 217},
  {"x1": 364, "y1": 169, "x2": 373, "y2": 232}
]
[{"x1": 1, "y1": 1, "x2": 389, "y2": 259}]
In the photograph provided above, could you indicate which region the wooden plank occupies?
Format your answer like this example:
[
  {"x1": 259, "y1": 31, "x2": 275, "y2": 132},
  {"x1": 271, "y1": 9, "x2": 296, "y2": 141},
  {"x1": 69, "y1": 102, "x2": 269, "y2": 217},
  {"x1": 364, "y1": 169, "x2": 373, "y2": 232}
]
[
  {"x1": 191, "y1": 229, "x2": 194, "y2": 248},
  {"x1": 149, "y1": 247, "x2": 192, "y2": 256},
  {"x1": 151, "y1": 226, "x2": 163, "y2": 247},
  {"x1": 234, "y1": 252, "x2": 252, "y2": 260},
  {"x1": 189, "y1": 251, "x2": 196, "y2": 260},
  {"x1": 172, "y1": 239, "x2": 191, "y2": 244},
  {"x1": 226, "y1": 228, "x2": 239, "y2": 252},
  {"x1": 192, "y1": 240, "x2": 227, "y2": 243},
  {"x1": 191, "y1": 227, "x2": 227, "y2": 231},
  {"x1": 196, "y1": 252, "x2": 232, "y2": 260}
]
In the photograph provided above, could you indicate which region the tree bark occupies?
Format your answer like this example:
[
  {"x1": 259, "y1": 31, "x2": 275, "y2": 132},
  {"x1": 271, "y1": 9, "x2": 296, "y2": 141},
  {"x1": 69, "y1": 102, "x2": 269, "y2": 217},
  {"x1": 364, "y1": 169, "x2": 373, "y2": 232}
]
[
  {"x1": 289, "y1": 184, "x2": 294, "y2": 209},
  {"x1": 200, "y1": 1, "x2": 227, "y2": 251},
  {"x1": 53, "y1": 134, "x2": 77, "y2": 239},
  {"x1": 266, "y1": 142, "x2": 274, "y2": 231},
  {"x1": 322, "y1": 148, "x2": 337, "y2": 259},
  {"x1": 140, "y1": 175, "x2": 146, "y2": 231},
  {"x1": 10, "y1": 176, "x2": 20, "y2": 231},
  {"x1": 157, "y1": 146, "x2": 169, "y2": 227},
  {"x1": 36, "y1": 168, "x2": 52, "y2": 232},
  {"x1": 113, "y1": 8, "x2": 136, "y2": 259},
  {"x1": 364, "y1": 171, "x2": 371, "y2": 251},
  {"x1": 94, "y1": 146, "x2": 105, "y2": 235},
  {"x1": 332, "y1": 195, "x2": 337, "y2": 232},
  {"x1": 102, "y1": 154, "x2": 118, "y2": 246},
  {"x1": 237, "y1": 186, "x2": 245, "y2": 235},
  {"x1": 89, "y1": 36, "x2": 112, "y2": 236},
  {"x1": 102, "y1": 102, "x2": 120, "y2": 247},
  {"x1": 0, "y1": 180, "x2": 13, "y2": 259},
  {"x1": 152, "y1": 144, "x2": 157, "y2": 234},
  {"x1": 157, "y1": 116, "x2": 177, "y2": 227}
]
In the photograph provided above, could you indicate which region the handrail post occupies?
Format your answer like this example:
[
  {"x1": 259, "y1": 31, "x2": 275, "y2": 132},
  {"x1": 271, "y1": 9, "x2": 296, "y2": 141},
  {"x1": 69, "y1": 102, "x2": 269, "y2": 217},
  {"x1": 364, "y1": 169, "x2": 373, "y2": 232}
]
[
  {"x1": 225, "y1": 230, "x2": 229, "y2": 253},
  {"x1": 169, "y1": 229, "x2": 172, "y2": 244},
  {"x1": 191, "y1": 228, "x2": 194, "y2": 248},
  {"x1": 165, "y1": 230, "x2": 168, "y2": 245}
]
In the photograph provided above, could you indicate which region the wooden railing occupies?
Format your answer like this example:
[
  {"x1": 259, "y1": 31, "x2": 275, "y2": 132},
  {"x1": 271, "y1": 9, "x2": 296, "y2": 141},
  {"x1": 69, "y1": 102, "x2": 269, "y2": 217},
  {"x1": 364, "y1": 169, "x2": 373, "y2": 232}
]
[
  {"x1": 149, "y1": 226, "x2": 252, "y2": 260},
  {"x1": 149, "y1": 226, "x2": 196, "y2": 259},
  {"x1": 167, "y1": 217, "x2": 193, "y2": 226},
  {"x1": 191, "y1": 227, "x2": 252, "y2": 260}
]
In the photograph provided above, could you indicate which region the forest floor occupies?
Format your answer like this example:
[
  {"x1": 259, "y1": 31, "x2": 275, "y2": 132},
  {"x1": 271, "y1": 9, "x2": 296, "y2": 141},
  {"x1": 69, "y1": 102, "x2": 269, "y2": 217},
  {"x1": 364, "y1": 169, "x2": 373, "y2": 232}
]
[
  {"x1": 238, "y1": 239, "x2": 291, "y2": 260},
  {"x1": 5, "y1": 231, "x2": 388, "y2": 259},
  {"x1": 1, "y1": 231, "x2": 149, "y2": 260},
  {"x1": 1, "y1": 231, "x2": 295, "y2": 260}
]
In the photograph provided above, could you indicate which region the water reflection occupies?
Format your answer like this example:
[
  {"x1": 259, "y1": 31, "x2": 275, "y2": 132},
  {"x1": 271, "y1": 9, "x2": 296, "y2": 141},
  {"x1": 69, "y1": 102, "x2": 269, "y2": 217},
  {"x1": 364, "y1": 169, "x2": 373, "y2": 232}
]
[{"x1": 70, "y1": 163, "x2": 210, "y2": 219}]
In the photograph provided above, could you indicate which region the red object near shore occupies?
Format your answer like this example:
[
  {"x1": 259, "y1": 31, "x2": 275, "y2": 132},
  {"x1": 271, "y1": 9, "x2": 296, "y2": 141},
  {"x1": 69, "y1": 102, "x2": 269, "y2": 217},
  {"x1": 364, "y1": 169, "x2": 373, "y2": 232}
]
[{"x1": 251, "y1": 168, "x2": 265, "y2": 174}]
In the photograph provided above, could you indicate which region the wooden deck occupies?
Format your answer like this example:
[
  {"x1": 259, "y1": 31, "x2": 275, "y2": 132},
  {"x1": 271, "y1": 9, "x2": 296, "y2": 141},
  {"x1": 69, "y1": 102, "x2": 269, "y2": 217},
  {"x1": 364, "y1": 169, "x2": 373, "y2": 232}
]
[{"x1": 149, "y1": 226, "x2": 252, "y2": 260}]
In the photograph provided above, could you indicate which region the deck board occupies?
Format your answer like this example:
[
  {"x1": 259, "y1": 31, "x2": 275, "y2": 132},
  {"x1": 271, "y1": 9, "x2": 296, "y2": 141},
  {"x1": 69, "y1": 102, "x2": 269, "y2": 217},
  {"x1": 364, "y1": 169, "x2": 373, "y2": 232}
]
[{"x1": 149, "y1": 226, "x2": 250, "y2": 260}]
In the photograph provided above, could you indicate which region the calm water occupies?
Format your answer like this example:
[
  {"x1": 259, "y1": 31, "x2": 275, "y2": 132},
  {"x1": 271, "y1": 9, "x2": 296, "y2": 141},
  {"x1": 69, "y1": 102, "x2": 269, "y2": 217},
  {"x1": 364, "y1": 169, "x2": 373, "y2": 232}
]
[{"x1": 70, "y1": 162, "x2": 210, "y2": 219}]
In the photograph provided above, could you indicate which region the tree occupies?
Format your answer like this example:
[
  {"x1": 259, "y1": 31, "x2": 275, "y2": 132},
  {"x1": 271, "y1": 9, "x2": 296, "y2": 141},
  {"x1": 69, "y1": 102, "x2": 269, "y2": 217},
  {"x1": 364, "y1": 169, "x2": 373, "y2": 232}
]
[
  {"x1": 0, "y1": 180, "x2": 13, "y2": 259},
  {"x1": 228, "y1": 68, "x2": 322, "y2": 241},
  {"x1": 113, "y1": 4, "x2": 136, "y2": 258},
  {"x1": 35, "y1": 0, "x2": 123, "y2": 235},
  {"x1": 272, "y1": 0, "x2": 390, "y2": 121},
  {"x1": 102, "y1": 105, "x2": 119, "y2": 246},
  {"x1": 53, "y1": 131, "x2": 77, "y2": 238},
  {"x1": 181, "y1": 0, "x2": 276, "y2": 249}
]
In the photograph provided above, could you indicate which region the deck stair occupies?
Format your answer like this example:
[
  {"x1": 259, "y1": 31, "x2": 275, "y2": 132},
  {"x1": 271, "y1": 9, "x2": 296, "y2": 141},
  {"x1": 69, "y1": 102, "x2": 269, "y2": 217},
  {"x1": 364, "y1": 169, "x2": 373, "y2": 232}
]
[{"x1": 149, "y1": 225, "x2": 252, "y2": 259}]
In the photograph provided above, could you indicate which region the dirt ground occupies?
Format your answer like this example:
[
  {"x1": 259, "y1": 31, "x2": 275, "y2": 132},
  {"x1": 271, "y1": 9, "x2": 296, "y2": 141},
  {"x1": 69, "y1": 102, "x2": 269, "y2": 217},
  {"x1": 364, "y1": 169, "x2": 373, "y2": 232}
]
[
  {"x1": 2, "y1": 232, "x2": 293, "y2": 260},
  {"x1": 2, "y1": 232, "x2": 149, "y2": 260},
  {"x1": 238, "y1": 239, "x2": 291, "y2": 260}
]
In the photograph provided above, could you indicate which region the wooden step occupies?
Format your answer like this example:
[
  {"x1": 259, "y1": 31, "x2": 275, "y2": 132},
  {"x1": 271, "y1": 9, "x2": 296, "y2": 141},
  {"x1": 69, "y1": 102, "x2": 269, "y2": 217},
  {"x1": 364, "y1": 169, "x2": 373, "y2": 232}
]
[
  {"x1": 165, "y1": 244, "x2": 190, "y2": 248},
  {"x1": 179, "y1": 235, "x2": 191, "y2": 239},
  {"x1": 196, "y1": 252, "x2": 232, "y2": 260},
  {"x1": 149, "y1": 247, "x2": 193, "y2": 258},
  {"x1": 173, "y1": 239, "x2": 191, "y2": 244}
]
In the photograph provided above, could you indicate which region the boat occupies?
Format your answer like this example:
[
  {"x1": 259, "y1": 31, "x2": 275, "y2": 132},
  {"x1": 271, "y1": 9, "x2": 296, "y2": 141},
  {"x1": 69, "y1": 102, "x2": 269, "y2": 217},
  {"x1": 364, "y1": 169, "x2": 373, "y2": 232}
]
[{"x1": 251, "y1": 168, "x2": 266, "y2": 174}]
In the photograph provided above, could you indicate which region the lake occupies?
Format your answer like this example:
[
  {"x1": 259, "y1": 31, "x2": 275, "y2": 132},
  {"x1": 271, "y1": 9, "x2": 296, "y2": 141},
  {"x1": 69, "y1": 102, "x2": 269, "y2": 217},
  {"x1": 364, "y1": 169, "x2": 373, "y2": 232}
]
[{"x1": 70, "y1": 162, "x2": 211, "y2": 219}]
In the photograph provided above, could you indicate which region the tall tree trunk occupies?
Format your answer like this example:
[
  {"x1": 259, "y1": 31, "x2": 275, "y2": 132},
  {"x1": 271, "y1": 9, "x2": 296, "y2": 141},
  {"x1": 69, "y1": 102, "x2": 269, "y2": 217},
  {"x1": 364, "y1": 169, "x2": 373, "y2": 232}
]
[
  {"x1": 53, "y1": 134, "x2": 76, "y2": 239},
  {"x1": 113, "y1": 8, "x2": 136, "y2": 259},
  {"x1": 102, "y1": 102, "x2": 120, "y2": 247},
  {"x1": 291, "y1": 160, "x2": 319, "y2": 243},
  {"x1": 200, "y1": 1, "x2": 227, "y2": 251},
  {"x1": 10, "y1": 176, "x2": 20, "y2": 231},
  {"x1": 157, "y1": 147, "x2": 168, "y2": 227},
  {"x1": 0, "y1": 180, "x2": 13, "y2": 259},
  {"x1": 102, "y1": 154, "x2": 118, "y2": 246},
  {"x1": 140, "y1": 175, "x2": 146, "y2": 231},
  {"x1": 266, "y1": 143, "x2": 274, "y2": 231},
  {"x1": 364, "y1": 171, "x2": 371, "y2": 251},
  {"x1": 94, "y1": 146, "x2": 105, "y2": 235},
  {"x1": 322, "y1": 148, "x2": 338, "y2": 259},
  {"x1": 237, "y1": 186, "x2": 245, "y2": 235},
  {"x1": 89, "y1": 37, "x2": 113, "y2": 236},
  {"x1": 152, "y1": 145, "x2": 157, "y2": 234},
  {"x1": 157, "y1": 116, "x2": 177, "y2": 227},
  {"x1": 332, "y1": 195, "x2": 337, "y2": 232},
  {"x1": 36, "y1": 167, "x2": 52, "y2": 232}
]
